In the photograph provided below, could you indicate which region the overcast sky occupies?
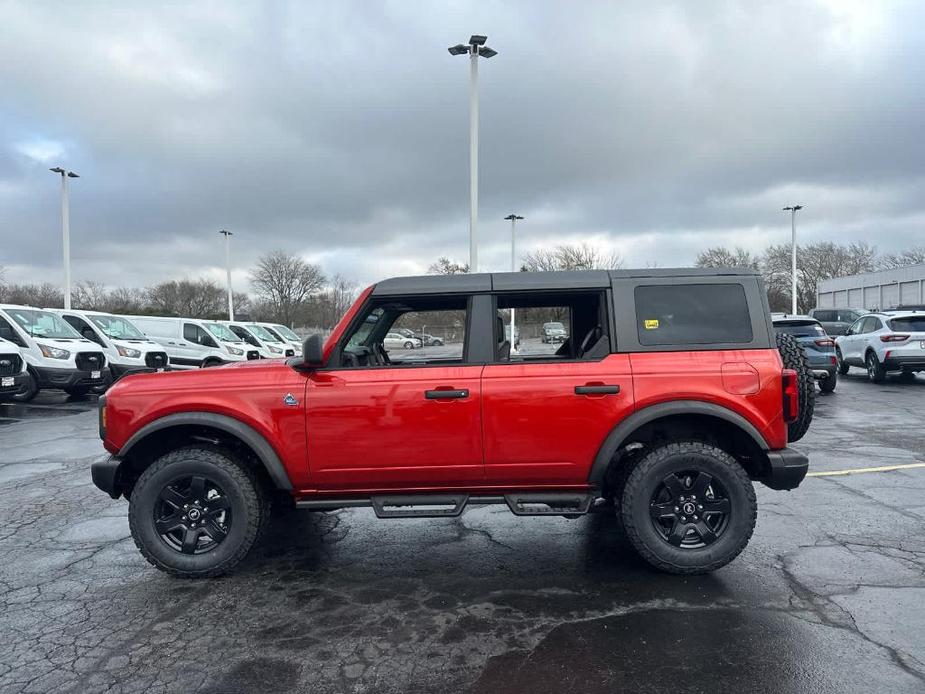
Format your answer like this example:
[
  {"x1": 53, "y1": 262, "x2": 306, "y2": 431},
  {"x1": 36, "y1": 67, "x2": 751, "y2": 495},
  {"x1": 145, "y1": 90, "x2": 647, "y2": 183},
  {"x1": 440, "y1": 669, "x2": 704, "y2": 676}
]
[{"x1": 2, "y1": 0, "x2": 924, "y2": 292}]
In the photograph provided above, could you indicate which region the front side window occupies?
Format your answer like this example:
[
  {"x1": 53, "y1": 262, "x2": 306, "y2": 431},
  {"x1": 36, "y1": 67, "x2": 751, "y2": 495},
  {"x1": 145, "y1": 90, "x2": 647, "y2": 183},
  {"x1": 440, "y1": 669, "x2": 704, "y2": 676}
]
[
  {"x1": 0, "y1": 317, "x2": 26, "y2": 346},
  {"x1": 847, "y1": 318, "x2": 865, "y2": 335},
  {"x1": 184, "y1": 324, "x2": 217, "y2": 347},
  {"x1": 63, "y1": 315, "x2": 104, "y2": 345},
  {"x1": 340, "y1": 297, "x2": 468, "y2": 367},
  {"x1": 635, "y1": 283, "x2": 752, "y2": 346},
  {"x1": 7, "y1": 309, "x2": 81, "y2": 339}
]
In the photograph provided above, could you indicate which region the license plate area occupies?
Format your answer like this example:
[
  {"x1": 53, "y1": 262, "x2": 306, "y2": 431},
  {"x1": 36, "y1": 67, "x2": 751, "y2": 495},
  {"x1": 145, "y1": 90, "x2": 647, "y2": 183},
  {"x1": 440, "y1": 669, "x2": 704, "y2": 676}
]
[
  {"x1": 91, "y1": 370, "x2": 101, "y2": 379},
  {"x1": 1, "y1": 377, "x2": 14, "y2": 387}
]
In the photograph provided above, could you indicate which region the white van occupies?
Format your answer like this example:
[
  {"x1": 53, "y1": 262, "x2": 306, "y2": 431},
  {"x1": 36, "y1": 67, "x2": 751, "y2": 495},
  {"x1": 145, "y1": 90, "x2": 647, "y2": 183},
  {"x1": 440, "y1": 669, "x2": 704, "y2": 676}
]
[
  {"x1": 123, "y1": 315, "x2": 260, "y2": 369},
  {"x1": 0, "y1": 337, "x2": 34, "y2": 402},
  {"x1": 0, "y1": 304, "x2": 111, "y2": 399},
  {"x1": 48, "y1": 309, "x2": 169, "y2": 378},
  {"x1": 255, "y1": 322, "x2": 304, "y2": 356},
  {"x1": 220, "y1": 321, "x2": 296, "y2": 358}
]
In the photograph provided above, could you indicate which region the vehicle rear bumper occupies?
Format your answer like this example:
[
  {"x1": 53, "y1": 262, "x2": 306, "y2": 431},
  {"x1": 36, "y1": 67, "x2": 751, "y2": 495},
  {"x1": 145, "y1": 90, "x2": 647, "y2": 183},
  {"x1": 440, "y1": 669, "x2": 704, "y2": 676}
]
[
  {"x1": 0, "y1": 372, "x2": 32, "y2": 396},
  {"x1": 33, "y1": 365, "x2": 111, "y2": 390},
  {"x1": 762, "y1": 447, "x2": 809, "y2": 491},
  {"x1": 91, "y1": 457, "x2": 123, "y2": 499},
  {"x1": 811, "y1": 367, "x2": 836, "y2": 380},
  {"x1": 883, "y1": 355, "x2": 925, "y2": 371}
]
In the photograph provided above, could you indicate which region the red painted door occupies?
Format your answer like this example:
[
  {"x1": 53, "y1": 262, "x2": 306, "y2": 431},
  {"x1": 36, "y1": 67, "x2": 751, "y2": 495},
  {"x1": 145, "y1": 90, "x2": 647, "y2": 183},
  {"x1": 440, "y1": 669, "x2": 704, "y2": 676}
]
[
  {"x1": 304, "y1": 366, "x2": 484, "y2": 489},
  {"x1": 481, "y1": 355, "x2": 635, "y2": 485}
]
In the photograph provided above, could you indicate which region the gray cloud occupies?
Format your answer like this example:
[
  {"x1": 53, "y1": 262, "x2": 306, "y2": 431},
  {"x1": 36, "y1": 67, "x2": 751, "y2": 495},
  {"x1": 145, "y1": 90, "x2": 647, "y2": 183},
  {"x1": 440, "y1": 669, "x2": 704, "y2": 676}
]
[{"x1": 2, "y1": 0, "x2": 924, "y2": 291}]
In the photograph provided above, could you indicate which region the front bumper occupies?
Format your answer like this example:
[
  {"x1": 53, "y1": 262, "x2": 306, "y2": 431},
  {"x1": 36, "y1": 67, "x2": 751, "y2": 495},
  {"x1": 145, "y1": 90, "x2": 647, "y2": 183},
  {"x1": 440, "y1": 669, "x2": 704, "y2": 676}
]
[
  {"x1": 762, "y1": 448, "x2": 809, "y2": 491},
  {"x1": 0, "y1": 372, "x2": 32, "y2": 396},
  {"x1": 110, "y1": 363, "x2": 159, "y2": 379},
  {"x1": 91, "y1": 457, "x2": 123, "y2": 499},
  {"x1": 33, "y1": 365, "x2": 111, "y2": 390}
]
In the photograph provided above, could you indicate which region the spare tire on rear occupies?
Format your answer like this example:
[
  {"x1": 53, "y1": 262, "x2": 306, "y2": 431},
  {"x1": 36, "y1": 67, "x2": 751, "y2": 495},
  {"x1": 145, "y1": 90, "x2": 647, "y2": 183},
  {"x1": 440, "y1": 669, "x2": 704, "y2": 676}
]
[{"x1": 776, "y1": 331, "x2": 815, "y2": 442}]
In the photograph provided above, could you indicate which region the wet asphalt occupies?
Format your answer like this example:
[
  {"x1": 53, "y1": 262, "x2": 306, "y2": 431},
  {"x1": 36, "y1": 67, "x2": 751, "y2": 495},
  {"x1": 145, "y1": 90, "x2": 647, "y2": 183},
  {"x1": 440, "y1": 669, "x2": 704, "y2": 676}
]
[{"x1": 0, "y1": 370, "x2": 924, "y2": 693}]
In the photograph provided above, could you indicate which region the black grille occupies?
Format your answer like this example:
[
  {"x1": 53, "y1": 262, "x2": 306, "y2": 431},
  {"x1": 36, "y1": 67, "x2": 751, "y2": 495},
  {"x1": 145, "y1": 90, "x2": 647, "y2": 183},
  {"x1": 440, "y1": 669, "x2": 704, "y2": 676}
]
[
  {"x1": 145, "y1": 352, "x2": 168, "y2": 369},
  {"x1": 0, "y1": 353, "x2": 22, "y2": 376},
  {"x1": 75, "y1": 352, "x2": 105, "y2": 371},
  {"x1": 246, "y1": 350, "x2": 259, "y2": 360}
]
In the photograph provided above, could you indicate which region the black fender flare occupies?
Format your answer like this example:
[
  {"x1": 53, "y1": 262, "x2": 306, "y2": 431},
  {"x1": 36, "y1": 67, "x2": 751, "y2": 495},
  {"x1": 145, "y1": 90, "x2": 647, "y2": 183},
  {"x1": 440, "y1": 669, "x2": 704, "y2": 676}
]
[
  {"x1": 118, "y1": 412, "x2": 293, "y2": 490},
  {"x1": 587, "y1": 400, "x2": 770, "y2": 486}
]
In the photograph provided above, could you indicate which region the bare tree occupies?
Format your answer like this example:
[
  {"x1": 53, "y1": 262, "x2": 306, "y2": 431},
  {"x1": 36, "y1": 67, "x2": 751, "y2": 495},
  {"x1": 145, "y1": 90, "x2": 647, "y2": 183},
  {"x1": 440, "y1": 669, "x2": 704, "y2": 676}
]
[
  {"x1": 695, "y1": 246, "x2": 760, "y2": 270},
  {"x1": 250, "y1": 250, "x2": 326, "y2": 326},
  {"x1": 73, "y1": 280, "x2": 110, "y2": 310},
  {"x1": 0, "y1": 283, "x2": 64, "y2": 308},
  {"x1": 427, "y1": 257, "x2": 470, "y2": 275},
  {"x1": 106, "y1": 287, "x2": 147, "y2": 314},
  {"x1": 521, "y1": 242, "x2": 623, "y2": 272},
  {"x1": 146, "y1": 279, "x2": 225, "y2": 318},
  {"x1": 879, "y1": 246, "x2": 925, "y2": 270}
]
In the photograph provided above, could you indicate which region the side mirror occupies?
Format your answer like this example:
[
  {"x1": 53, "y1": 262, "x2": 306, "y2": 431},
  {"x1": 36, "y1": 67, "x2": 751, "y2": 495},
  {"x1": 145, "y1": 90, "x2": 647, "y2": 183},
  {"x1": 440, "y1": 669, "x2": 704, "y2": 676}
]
[{"x1": 301, "y1": 334, "x2": 324, "y2": 367}]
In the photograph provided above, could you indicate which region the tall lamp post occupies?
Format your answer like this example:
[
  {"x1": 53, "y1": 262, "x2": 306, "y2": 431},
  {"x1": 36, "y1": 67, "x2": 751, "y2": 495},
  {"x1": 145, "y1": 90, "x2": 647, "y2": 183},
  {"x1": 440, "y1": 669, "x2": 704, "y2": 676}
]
[
  {"x1": 504, "y1": 214, "x2": 524, "y2": 348},
  {"x1": 219, "y1": 230, "x2": 234, "y2": 320},
  {"x1": 49, "y1": 167, "x2": 79, "y2": 310},
  {"x1": 449, "y1": 34, "x2": 498, "y2": 273},
  {"x1": 782, "y1": 205, "x2": 803, "y2": 314}
]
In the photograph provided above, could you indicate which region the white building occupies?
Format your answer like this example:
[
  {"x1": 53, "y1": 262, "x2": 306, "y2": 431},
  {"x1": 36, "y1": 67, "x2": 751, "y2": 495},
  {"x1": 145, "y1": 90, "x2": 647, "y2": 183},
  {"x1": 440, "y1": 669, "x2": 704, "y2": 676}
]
[{"x1": 816, "y1": 263, "x2": 925, "y2": 310}]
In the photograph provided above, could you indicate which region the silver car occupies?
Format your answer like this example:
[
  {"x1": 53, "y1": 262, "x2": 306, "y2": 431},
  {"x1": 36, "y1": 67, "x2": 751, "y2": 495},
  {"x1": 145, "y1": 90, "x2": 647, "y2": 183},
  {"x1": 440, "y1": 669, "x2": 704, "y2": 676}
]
[
  {"x1": 835, "y1": 311, "x2": 925, "y2": 382},
  {"x1": 384, "y1": 332, "x2": 422, "y2": 350}
]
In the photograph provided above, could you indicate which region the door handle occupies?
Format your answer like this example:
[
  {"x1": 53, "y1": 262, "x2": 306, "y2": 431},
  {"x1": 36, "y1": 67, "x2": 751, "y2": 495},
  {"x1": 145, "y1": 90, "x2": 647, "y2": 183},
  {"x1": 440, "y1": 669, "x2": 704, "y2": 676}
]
[
  {"x1": 574, "y1": 384, "x2": 621, "y2": 395},
  {"x1": 425, "y1": 389, "x2": 469, "y2": 400}
]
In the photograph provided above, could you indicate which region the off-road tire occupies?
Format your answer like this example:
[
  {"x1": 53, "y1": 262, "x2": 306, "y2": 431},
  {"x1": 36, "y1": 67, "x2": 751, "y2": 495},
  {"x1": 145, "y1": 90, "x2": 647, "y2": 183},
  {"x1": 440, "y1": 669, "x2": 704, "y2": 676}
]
[
  {"x1": 620, "y1": 441, "x2": 757, "y2": 575},
  {"x1": 866, "y1": 351, "x2": 886, "y2": 383},
  {"x1": 836, "y1": 347, "x2": 849, "y2": 375},
  {"x1": 819, "y1": 373, "x2": 837, "y2": 393},
  {"x1": 776, "y1": 332, "x2": 814, "y2": 442},
  {"x1": 128, "y1": 446, "x2": 269, "y2": 578}
]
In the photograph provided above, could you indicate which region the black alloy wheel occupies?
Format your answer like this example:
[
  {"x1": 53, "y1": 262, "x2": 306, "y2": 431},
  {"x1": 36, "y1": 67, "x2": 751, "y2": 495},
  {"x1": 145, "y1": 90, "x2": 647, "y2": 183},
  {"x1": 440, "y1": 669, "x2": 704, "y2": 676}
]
[
  {"x1": 154, "y1": 475, "x2": 232, "y2": 555},
  {"x1": 649, "y1": 471, "x2": 731, "y2": 549}
]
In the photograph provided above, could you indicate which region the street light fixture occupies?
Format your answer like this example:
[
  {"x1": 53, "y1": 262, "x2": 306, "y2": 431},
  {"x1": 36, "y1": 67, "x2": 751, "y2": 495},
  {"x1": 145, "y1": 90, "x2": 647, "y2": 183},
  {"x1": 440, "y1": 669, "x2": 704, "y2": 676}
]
[
  {"x1": 504, "y1": 214, "x2": 524, "y2": 350},
  {"x1": 782, "y1": 205, "x2": 804, "y2": 315},
  {"x1": 49, "y1": 167, "x2": 79, "y2": 310},
  {"x1": 448, "y1": 34, "x2": 498, "y2": 273},
  {"x1": 219, "y1": 230, "x2": 234, "y2": 321}
]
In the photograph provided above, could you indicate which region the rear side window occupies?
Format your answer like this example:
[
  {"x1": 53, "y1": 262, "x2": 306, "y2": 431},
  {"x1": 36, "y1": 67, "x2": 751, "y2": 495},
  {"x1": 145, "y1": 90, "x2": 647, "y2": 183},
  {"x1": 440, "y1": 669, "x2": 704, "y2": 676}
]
[
  {"x1": 635, "y1": 284, "x2": 752, "y2": 346},
  {"x1": 889, "y1": 317, "x2": 925, "y2": 332},
  {"x1": 813, "y1": 310, "x2": 836, "y2": 322}
]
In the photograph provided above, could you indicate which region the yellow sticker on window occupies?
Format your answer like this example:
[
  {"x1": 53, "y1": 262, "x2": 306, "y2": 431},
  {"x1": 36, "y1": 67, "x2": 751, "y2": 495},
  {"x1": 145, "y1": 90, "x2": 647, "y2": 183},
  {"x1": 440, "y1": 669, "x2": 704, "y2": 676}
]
[{"x1": 644, "y1": 319, "x2": 659, "y2": 330}]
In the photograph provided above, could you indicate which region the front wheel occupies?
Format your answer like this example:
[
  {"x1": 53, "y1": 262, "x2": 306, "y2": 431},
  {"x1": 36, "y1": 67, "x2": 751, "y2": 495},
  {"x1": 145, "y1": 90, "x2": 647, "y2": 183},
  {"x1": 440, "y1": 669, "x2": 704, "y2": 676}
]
[
  {"x1": 403, "y1": 341, "x2": 414, "y2": 350},
  {"x1": 10, "y1": 371, "x2": 38, "y2": 402},
  {"x1": 620, "y1": 441, "x2": 757, "y2": 575},
  {"x1": 128, "y1": 447, "x2": 268, "y2": 578}
]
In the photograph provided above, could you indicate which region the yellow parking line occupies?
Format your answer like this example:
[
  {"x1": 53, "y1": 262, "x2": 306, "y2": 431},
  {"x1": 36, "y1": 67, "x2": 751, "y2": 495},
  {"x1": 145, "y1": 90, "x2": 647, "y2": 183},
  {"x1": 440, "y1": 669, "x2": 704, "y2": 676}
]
[{"x1": 807, "y1": 462, "x2": 925, "y2": 477}]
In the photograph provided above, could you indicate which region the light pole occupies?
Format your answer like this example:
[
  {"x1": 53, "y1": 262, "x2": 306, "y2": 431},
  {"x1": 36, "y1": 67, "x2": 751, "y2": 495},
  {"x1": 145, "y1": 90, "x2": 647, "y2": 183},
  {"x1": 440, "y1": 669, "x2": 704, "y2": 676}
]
[
  {"x1": 504, "y1": 214, "x2": 524, "y2": 349},
  {"x1": 219, "y1": 230, "x2": 234, "y2": 320},
  {"x1": 782, "y1": 205, "x2": 803, "y2": 314},
  {"x1": 449, "y1": 35, "x2": 498, "y2": 273},
  {"x1": 49, "y1": 167, "x2": 79, "y2": 309}
]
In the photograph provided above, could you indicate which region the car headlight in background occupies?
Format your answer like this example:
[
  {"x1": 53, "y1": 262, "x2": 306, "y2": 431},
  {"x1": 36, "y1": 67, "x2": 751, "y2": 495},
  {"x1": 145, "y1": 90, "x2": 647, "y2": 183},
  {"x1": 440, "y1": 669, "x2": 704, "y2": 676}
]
[
  {"x1": 268, "y1": 345, "x2": 283, "y2": 354},
  {"x1": 39, "y1": 344, "x2": 70, "y2": 360},
  {"x1": 116, "y1": 345, "x2": 142, "y2": 358},
  {"x1": 226, "y1": 346, "x2": 244, "y2": 356}
]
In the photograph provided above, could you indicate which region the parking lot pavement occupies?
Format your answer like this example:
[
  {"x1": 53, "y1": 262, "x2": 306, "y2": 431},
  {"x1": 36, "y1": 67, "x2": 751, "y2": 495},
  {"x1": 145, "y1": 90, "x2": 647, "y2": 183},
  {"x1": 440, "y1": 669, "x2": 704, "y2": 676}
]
[{"x1": 1, "y1": 375, "x2": 924, "y2": 694}]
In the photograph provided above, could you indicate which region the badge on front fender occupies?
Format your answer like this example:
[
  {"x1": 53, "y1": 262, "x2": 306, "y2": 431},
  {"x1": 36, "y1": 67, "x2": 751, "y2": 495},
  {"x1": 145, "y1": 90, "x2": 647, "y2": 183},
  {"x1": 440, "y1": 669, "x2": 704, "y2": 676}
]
[{"x1": 283, "y1": 393, "x2": 299, "y2": 406}]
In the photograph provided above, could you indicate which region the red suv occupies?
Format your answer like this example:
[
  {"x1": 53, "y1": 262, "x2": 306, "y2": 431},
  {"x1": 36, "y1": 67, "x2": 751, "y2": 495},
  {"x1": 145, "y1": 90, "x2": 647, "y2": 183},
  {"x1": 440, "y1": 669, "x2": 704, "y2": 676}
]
[{"x1": 92, "y1": 269, "x2": 813, "y2": 577}]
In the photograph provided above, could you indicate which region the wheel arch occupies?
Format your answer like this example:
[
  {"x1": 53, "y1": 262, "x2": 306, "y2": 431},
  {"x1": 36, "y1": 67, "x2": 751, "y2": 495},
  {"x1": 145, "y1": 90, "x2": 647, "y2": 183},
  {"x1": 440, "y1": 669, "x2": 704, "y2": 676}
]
[
  {"x1": 588, "y1": 401, "x2": 771, "y2": 487},
  {"x1": 117, "y1": 412, "x2": 293, "y2": 496}
]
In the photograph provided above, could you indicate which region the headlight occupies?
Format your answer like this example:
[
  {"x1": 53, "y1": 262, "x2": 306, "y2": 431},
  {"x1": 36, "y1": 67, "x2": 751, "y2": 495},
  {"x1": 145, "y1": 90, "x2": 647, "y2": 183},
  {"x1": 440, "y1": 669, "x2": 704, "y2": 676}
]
[
  {"x1": 116, "y1": 345, "x2": 142, "y2": 358},
  {"x1": 268, "y1": 345, "x2": 283, "y2": 354},
  {"x1": 39, "y1": 344, "x2": 70, "y2": 360},
  {"x1": 227, "y1": 346, "x2": 244, "y2": 356}
]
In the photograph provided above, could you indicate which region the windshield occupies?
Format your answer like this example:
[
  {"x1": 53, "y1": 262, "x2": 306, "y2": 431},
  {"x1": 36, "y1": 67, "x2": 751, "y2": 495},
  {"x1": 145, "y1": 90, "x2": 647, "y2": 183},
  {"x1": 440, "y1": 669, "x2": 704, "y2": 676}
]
[
  {"x1": 7, "y1": 308, "x2": 82, "y2": 339},
  {"x1": 775, "y1": 322, "x2": 826, "y2": 337},
  {"x1": 889, "y1": 317, "x2": 925, "y2": 332},
  {"x1": 268, "y1": 324, "x2": 300, "y2": 341},
  {"x1": 203, "y1": 323, "x2": 241, "y2": 342},
  {"x1": 244, "y1": 324, "x2": 277, "y2": 342},
  {"x1": 545, "y1": 323, "x2": 566, "y2": 332},
  {"x1": 89, "y1": 314, "x2": 146, "y2": 339}
]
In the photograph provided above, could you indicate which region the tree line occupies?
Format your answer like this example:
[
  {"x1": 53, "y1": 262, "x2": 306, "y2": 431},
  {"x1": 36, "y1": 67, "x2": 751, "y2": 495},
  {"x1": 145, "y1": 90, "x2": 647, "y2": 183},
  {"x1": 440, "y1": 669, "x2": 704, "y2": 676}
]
[{"x1": 1, "y1": 241, "x2": 922, "y2": 328}]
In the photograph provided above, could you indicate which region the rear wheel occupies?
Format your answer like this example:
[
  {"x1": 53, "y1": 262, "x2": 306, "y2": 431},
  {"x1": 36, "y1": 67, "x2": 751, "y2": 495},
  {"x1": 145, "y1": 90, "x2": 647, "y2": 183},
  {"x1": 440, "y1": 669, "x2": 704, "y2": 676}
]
[
  {"x1": 819, "y1": 372, "x2": 837, "y2": 393},
  {"x1": 776, "y1": 332, "x2": 815, "y2": 442},
  {"x1": 403, "y1": 341, "x2": 414, "y2": 350},
  {"x1": 866, "y1": 351, "x2": 886, "y2": 383},
  {"x1": 836, "y1": 347, "x2": 849, "y2": 375},
  {"x1": 620, "y1": 441, "x2": 757, "y2": 574},
  {"x1": 128, "y1": 446, "x2": 269, "y2": 578}
]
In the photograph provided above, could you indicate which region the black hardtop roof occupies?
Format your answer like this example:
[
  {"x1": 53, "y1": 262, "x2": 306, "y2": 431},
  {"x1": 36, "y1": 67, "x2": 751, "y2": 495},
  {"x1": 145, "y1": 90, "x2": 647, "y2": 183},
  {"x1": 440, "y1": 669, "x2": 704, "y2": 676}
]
[{"x1": 371, "y1": 267, "x2": 759, "y2": 296}]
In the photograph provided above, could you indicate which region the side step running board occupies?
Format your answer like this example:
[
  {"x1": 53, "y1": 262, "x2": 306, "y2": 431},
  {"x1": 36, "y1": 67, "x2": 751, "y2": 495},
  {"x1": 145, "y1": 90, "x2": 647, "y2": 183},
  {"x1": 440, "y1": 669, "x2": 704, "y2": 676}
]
[
  {"x1": 504, "y1": 493, "x2": 593, "y2": 516},
  {"x1": 370, "y1": 494, "x2": 468, "y2": 518}
]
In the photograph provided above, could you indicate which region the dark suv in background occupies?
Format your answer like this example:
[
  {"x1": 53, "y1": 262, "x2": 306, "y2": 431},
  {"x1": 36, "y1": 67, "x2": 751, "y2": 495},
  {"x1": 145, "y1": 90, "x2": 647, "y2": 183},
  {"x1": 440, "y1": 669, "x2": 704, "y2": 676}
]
[{"x1": 808, "y1": 307, "x2": 868, "y2": 336}]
